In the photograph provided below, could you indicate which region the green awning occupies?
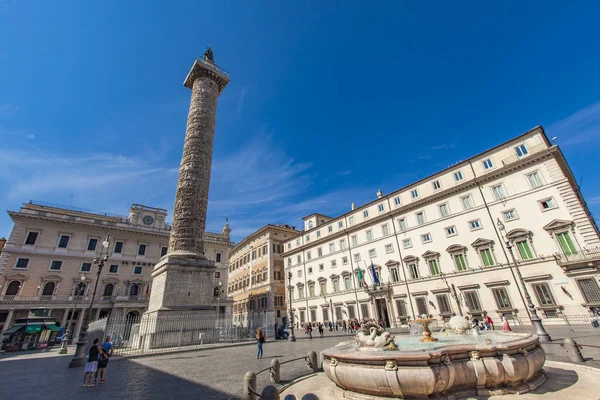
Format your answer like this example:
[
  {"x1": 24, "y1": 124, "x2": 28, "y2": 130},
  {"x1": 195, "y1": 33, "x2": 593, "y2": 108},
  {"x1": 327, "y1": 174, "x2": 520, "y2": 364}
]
[
  {"x1": 24, "y1": 325, "x2": 43, "y2": 333},
  {"x1": 43, "y1": 324, "x2": 60, "y2": 332},
  {"x1": 1, "y1": 325, "x2": 25, "y2": 335}
]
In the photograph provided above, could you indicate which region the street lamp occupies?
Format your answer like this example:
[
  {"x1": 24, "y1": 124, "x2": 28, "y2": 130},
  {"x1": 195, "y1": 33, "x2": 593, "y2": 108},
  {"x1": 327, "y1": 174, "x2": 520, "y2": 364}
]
[
  {"x1": 216, "y1": 280, "x2": 223, "y2": 322},
  {"x1": 59, "y1": 274, "x2": 86, "y2": 354},
  {"x1": 287, "y1": 271, "x2": 296, "y2": 342},
  {"x1": 496, "y1": 219, "x2": 551, "y2": 342},
  {"x1": 68, "y1": 234, "x2": 111, "y2": 368}
]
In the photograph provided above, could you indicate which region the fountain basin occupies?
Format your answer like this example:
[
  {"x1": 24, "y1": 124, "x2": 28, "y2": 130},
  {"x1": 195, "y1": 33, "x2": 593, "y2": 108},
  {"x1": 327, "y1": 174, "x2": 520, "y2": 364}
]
[{"x1": 322, "y1": 331, "x2": 546, "y2": 398}]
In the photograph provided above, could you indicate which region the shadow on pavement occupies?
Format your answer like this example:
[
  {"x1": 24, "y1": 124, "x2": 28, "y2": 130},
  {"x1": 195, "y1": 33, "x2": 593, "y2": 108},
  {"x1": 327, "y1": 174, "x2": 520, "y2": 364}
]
[{"x1": 533, "y1": 367, "x2": 578, "y2": 394}]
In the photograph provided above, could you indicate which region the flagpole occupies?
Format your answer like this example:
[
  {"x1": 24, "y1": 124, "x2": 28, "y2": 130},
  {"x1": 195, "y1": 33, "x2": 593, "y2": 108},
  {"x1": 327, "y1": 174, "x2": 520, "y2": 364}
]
[
  {"x1": 351, "y1": 263, "x2": 362, "y2": 321},
  {"x1": 363, "y1": 260, "x2": 375, "y2": 287}
]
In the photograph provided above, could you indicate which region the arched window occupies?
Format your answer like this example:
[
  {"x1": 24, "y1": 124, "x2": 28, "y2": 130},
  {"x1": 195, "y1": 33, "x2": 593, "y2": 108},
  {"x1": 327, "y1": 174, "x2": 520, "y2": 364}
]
[
  {"x1": 5, "y1": 281, "x2": 20, "y2": 296},
  {"x1": 213, "y1": 286, "x2": 220, "y2": 298},
  {"x1": 42, "y1": 282, "x2": 55, "y2": 296},
  {"x1": 103, "y1": 283, "x2": 114, "y2": 297},
  {"x1": 130, "y1": 283, "x2": 139, "y2": 296}
]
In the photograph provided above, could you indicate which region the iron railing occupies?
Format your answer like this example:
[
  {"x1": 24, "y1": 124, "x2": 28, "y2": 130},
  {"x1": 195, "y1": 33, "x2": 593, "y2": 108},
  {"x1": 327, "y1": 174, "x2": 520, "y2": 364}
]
[
  {"x1": 0, "y1": 295, "x2": 148, "y2": 304},
  {"x1": 196, "y1": 57, "x2": 230, "y2": 76},
  {"x1": 554, "y1": 247, "x2": 600, "y2": 265}
]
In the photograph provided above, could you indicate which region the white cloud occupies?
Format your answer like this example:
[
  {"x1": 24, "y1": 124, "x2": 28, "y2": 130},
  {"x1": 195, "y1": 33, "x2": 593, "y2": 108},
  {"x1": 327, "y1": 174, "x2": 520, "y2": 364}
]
[
  {"x1": 548, "y1": 101, "x2": 600, "y2": 146},
  {"x1": 432, "y1": 144, "x2": 456, "y2": 150},
  {"x1": 25, "y1": 133, "x2": 35, "y2": 140}
]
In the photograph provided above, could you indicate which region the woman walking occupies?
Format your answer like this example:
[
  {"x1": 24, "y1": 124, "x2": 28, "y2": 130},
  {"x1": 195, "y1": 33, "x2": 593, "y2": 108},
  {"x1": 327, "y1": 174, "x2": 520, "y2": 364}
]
[
  {"x1": 255, "y1": 327, "x2": 265, "y2": 359},
  {"x1": 501, "y1": 313, "x2": 512, "y2": 331}
]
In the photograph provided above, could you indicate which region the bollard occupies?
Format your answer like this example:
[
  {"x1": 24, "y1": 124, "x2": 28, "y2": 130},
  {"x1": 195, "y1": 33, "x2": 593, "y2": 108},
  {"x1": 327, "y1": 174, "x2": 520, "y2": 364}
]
[
  {"x1": 307, "y1": 350, "x2": 319, "y2": 373},
  {"x1": 563, "y1": 337, "x2": 585, "y2": 363},
  {"x1": 270, "y1": 358, "x2": 281, "y2": 383},
  {"x1": 243, "y1": 371, "x2": 257, "y2": 400},
  {"x1": 319, "y1": 350, "x2": 326, "y2": 369},
  {"x1": 261, "y1": 385, "x2": 280, "y2": 400}
]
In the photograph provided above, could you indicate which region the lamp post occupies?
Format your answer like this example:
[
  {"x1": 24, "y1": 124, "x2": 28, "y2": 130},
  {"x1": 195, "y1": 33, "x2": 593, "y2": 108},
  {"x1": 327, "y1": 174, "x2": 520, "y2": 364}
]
[
  {"x1": 58, "y1": 274, "x2": 86, "y2": 354},
  {"x1": 68, "y1": 235, "x2": 111, "y2": 368},
  {"x1": 216, "y1": 280, "x2": 223, "y2": 324},
  {"x1": 287, "y1": 271, "x2": 296, "y2": 342},
  {"x1": 496, "y1": 219, "x2": 551, "y2": 342}
]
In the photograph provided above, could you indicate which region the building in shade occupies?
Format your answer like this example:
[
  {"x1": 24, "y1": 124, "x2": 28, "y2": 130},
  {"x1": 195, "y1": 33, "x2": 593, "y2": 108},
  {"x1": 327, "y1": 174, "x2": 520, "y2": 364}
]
[
  {"x1": 228, "y1": 224, "x2": 299, "y2": 334},
  {"x1": 0, "y1": 201, "x2": 233, "y2": 342},
  {"x1": 282, "y1": 126, "x2": 600, "y2": 328}
]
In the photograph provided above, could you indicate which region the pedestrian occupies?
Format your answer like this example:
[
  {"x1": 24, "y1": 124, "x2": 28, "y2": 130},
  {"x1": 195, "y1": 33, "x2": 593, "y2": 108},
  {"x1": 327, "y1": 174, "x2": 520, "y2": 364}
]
[
  {"x1": 342, "y1": 320, "x2": 347, "y2": 333},
  {"x1": 255, "y1": 327, "x2": 265, "y2": 359},
  {"x1": 501, "y1": 313, "x2": 512, "y2": 331},
  {"x1": 304, "y1": 323, "x2": 309, "y2": 335},
  {"x1": 274, "y1": 322, "x2": 279, "y2": 339},
  {"x1": 484, "y1": 312, "x2": 494, "y2": 330},
  {"x1": 334, "y1": 322, "x2": 339, "y2": 332},
  {"x1": 83, "y1": 338, "x2": 106, "y2": 387},
  {"x1": 318, "y1": 323, "x2": 324, "y2": 337},
  {"x1": 95, "y1": 336, "x2": 113, "y2": 384},
  {"x1": 308, "y1": 323, "x2": 313, "y2": 339},
  {"x1": 471, "y1": 315, "x2": 479, "y2": 329}
]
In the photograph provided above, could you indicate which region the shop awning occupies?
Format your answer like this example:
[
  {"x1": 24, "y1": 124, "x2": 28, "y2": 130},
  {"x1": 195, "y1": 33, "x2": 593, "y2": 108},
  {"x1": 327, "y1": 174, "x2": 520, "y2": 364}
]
[
  {"x1": 43, "y1": 324, "x2": 60, "y2": 332},
  {"x1": 1, "y1": 325, "x2": 25, "y2": 335},
  {"x1": 24, "y1": 325, "x2": 43, "y2": 333}
]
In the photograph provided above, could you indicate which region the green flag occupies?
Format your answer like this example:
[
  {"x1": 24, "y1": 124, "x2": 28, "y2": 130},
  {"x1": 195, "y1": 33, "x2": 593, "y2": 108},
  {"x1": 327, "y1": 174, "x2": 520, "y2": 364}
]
[{"x1": 357, "y1": 267, "x2": 363, "y2": 282}]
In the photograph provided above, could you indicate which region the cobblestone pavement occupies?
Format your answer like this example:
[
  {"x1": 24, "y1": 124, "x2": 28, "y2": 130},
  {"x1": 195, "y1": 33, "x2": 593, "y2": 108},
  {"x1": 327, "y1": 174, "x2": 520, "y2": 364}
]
[{"x1": 0, "y1": 325, "x2": 598, "y2": 400}]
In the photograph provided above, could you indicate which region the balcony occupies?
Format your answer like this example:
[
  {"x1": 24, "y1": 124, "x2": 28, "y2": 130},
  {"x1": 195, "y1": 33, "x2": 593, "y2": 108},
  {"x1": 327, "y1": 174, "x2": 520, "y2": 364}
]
[{"x1": 554, "y1": 247, "x2": 600, "y2": 270}]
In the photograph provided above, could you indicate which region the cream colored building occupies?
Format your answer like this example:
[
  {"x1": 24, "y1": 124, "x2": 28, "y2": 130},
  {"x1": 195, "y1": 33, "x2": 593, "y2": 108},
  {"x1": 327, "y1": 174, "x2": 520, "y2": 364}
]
[
  {"x1": 0, "y1": 202, "x2": 233, "y2": 338},
  {"x1": 283, "y1": 127, "x2": 600, "y2": 328},
  {"x1": 228, "y1": 224, "x2": 299, "y2": 331}
]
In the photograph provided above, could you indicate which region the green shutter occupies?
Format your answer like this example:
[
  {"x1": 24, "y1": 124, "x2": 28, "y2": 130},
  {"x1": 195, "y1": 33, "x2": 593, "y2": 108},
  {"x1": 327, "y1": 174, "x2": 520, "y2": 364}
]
[
  {"x1": 454, "y1": 255, "x2": 466, "y2": 271},
  {"x1": 429, "y1": 260, "x2": 439, "y2": 275},
  {"x1": 481, "y1": 249, "x2": 494, "y2": 267},
  {"x1": 557, "y1": 232, "x2": 577, "y2": 256},
  {"x1": 516, "y1": 241, "x2": 533, "y2": 260}
]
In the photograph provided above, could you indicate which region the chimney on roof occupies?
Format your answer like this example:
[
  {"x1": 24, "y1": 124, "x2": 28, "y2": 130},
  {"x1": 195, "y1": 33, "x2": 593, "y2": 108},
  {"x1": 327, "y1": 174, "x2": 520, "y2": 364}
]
[
  {"x1": 351, "y1": 202, "x2": 356, "y2": 210},
  {"x1": 377, "y1": 188, "x2": 383, "y2": 199}
]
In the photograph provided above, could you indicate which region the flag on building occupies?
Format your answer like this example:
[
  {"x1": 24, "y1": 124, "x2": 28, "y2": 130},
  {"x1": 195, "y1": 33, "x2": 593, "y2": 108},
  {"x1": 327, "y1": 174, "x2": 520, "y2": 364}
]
[
  {"x1": 357, "y1": 267, "x2": 367, "y2": 289},
  {"x1": 371, "y1": 261, "x2": 380, "y2": 286}
]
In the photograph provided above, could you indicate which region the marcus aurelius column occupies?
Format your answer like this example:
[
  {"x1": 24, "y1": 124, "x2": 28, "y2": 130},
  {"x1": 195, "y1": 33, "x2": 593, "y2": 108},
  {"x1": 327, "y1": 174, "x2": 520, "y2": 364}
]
[{"x1": 146, "y1": 49, "x2": 229, "y2": 316}]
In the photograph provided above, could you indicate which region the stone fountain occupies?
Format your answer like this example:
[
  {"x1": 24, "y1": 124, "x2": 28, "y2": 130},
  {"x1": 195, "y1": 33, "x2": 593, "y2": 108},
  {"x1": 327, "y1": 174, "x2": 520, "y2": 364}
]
[{"x1": 321, "y1": 318, "x2": 546, "y2": 398}]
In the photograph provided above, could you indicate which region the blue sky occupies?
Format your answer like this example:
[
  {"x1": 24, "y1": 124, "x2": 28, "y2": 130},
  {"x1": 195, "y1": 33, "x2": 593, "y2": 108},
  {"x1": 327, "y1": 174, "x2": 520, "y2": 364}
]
[{"x1": 1, "y1": 1, "x2": 600, "y2": 242}]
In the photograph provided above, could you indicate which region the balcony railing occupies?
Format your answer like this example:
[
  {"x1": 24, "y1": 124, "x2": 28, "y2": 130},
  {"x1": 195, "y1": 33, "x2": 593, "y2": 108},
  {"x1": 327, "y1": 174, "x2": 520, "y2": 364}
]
[{"x1": 554, "y1": 247, "x2": 600, "y2": 266}]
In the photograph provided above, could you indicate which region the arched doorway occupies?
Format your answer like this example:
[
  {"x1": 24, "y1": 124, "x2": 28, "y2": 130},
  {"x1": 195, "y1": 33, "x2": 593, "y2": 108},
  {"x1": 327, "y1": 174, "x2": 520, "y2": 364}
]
[
  {"x1": 5, "y1": 281, "x2": 20, "y2": 296},
  {"x1": 103, "y1": 283, "x2": 114, "y2": 297},
  {"x1": 129, "y1": 284, "x2": 139, "y2": 297},
  {"x1": 42, "y1": 282, "x2": 55, "y2": 296},
  {"x1": 124, "y1": 310, "x2": 140, "y2": 340}
]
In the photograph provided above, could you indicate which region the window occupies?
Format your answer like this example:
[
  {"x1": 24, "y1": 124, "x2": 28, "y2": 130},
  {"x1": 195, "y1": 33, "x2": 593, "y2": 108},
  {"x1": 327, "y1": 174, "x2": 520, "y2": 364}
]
[
  {"x1": 515, "y1": 144, "x2": 528, "y2": 157},
  {"x1": 309, "y1": 285, "x2": 315, "y2": 297},
  {"x1": 532, "y1": 283, "x2": 555, "y2": 306},
  {"x1": 296, "y1": 239, "x2": 300, "y2": 246},
  {"x1": 338, "y1": 221, "x2": 344, "y2": 228},
  {"x1": 428, "y1": 259, "x2": 440, "y2": 276},
  {"x1": 527, "y1": 172, "x2": 542, "y2": 188},
  {"x1": 344, "y1": 276, "x2": 352, "y2": 290},
  {"x1": 381, "y1": 224, "x2": 389, "y2": 236},
  {"x1": 398, "y1": 218, "x2": 408, "y2": 231},
  {"x1": 491, "y1": 185, "x2": 506, "y2": 200},
  {"x1": 134, "y1": 266, "x2": 143, "y2": 275},
  {"x1": 330, "y1": 260, "x2": 337, "y2": 268},
  {"x1": 50, "y1": 260, "x2": 62, "y2": 271},
  {"x1": 360, "y1": 303, "x2": 370, "y2": 318},
  {"x1": 287, "y1": 258, "x2": 292, "y2": 267},
  {"x1": 460, "y1": 195, "x2": 474, "y2": 210},
  {"x1": 368, "y1": 249, "x2": 376, "y2": 258},
  {"x1": 482, "y1": 158, "x2": 494, "y2": 169},
  {"x1": 366, "y1": 230, "x2": 373, "y2": 241},
  {"x1": 516, "y1": 240, "x2": 534, "y2": 260},
  {"x1": 480, "y1": 248, "x2": 495, "y2": 266},
  {"x1": 463, "y1": 290, "x2": 482, "y2": 312},
  {"x1": 445, "y1": 226, "x2": 457, "y2": 237},
  {"x1": 416, "y1": 212, "x2": 425, "y2": 225},
  {"x1": 421, "y1": 233, "x2": 432, "y2": 244},
  {"x1": 298, "y1": 270, "x2": 303, "y2": 278},
  {"x1": 556, "y1": 232, "x2": 577, "y2": 255},
  {"x1": 320, "y1": 282, "x2": 327, "y2": 296},
  {"x1": 335, "y1": 306, "x2": 342, "y2": 320},
  {"x1": 109, "y1": 264, "x2": 119, "y2": 274},
  {"x1": 351, "y1": 235, "x2": 358, "y2": 246},
  {"x1": 307, "y1": 251, "x2": 312, "y2": 260},
  {"x1": 408, "y1": 263, "x2": 419, "y2": 279},
  {"x1": 138, "y1": 244, "x2": 147, "y2": 256},
  {"x1": 87, "y1": 238, "x2": 98, "y2": 251},
  {"x1": 353, "y1": 253, "x2": 361, "y2": 262},
  {"x1": 394, "y1": 196, "x2": 401, "y2": 206},
  {"x1": 287, "y1": 243, "x2": 292, "y2": 249},
  {"x1": 378, "y1": 204, "x2": 385, "y2": 212},
  {"x1": 402, "y1": 239, "x2": 412, "y2": 249},
  {"x1": 215, "y1": 272, "x2": 221, "y2": 279},
  {"x1": 492, "y1": 287, "x2": 512, "y2": 309},
  {"x1": 305, "y1": 234, "x2": 310, "y2": 242},
  {"x1": 385, "y1": 244, "x2": 393, "y2": 253},
  {"x1": 308, "y1": 221, "x2": 314, "y2": 229},
  {"x1": 297, "y1": 255, "x2": 301, "y2": 263},
  {"x1": 349, "y1": 216, "x2": 355, "y2": 225},
  {"x1": 318, "y1": 263, "x2": 324, "y2": 271},
  {"x1": 308, "y1": 267, "x2": 313, "y2": 274},
  {"x1": 15, "y1": 258, "x2": 29, "y2": 269},
  {"x1": 503, "y1": 209, "x2": 518, "y2": 221},
  {"x1": 438, "y1": 203, "x2": 449, "y2": 217},
  {"x1": 347, "y1": 305, "x2": 356, "y2": 319},
  {"x1": 454, "y1": 171, "x2": 464, "y2": 181},
  {"x1": 469, "y1": 219, "x2": 482, "y2": 230},
  {"x1": 274, "y1": 271, "x2": 281, "y2": 280},
  {"x1": 415, "y1": 297, "x2": 428, "y2": 316},
  {"x1": 57, "y1": 235, "x2": 70, "y2": 248},
  {"x1": 390, "y1": 267, "x2": 399, "y2": 282},
  {"x1": 411, "y1": 189, "x2": 419, "y2": 199},
  {"x1": 298, "y1": 288, "x2": 304, "y2": 300},
  {"x1": 576, "y1": 278, "x2": 600, "y2": 304},
  {"x1": 317, "y1": 248, "x2": 323, "y2": 257},
  {"x1": 432, "y1": 180, "x2": 441, "y2": 190},
  {"x1": 328, "y1": 226, "x2": 333, "y2": 233},
  {"x1": 161, "y1": 246, "x2": 168, "y2": 257},
  {"x1": 80, "y1": 263, "x2": 92, "y2": 272},
  {"x1": 273, "y1": 244, "x2": 281, "y2": 253},
  {"x1": 262, "y1": 245, "x2": 268, "y2": 255},
  {"x1": 316, "y1": 231, "x2": 321, "y2": 238},
  {"x1": 329, "y1": 243, "x2": 335, "y2": 253},
  {"x1": 453, "y1": 254, "x2": 467, "y2": 271},
  {"x1": 396, "y1": 299, "x2": 408, "y2": 316},
  {"x1": 339, "y1": 239, "x2": 346, "y2": 249},
  {"x1": 437, "y1": 295, "x2": 452, "y2": 314},
  {"x1": 539, "y1": 198, "x2": 556, "y2": 210},
  {"x1": 252, "y1": 250, "x2": 257, "y2": 260},
  {"x1": 342, "y1": 256, "x2": 348, "y2": 265},
  {"x1": 25, "y1": 232, "x2": 38, "y2": 245}
]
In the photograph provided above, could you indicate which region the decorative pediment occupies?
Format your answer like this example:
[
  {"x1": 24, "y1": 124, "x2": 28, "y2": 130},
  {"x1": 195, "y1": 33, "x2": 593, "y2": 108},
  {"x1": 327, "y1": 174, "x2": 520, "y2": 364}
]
[
  {"x1": 403, "y1": 255, "x2": 419, "y2": 263},
  {"x1": 353, "y1": 268, "x2": 365, "y2": 275},
  {"x1": 446, "y1": 244, "x2": 467, "y2": 254},
  {"x1": 329, "y1": 274, "x2": 339, "y2": 280},
  {"x1": 41, "y1": 275, "x2": 63, "y2": 282},
  {"x1": 5, "y1": 273, "x2": 29, "y2": 281},
  {"x1": 296, "y1": 282, "x2": 304, "y2": 288},
  {"x1": 129, "y1": 278, "x2": 143, "y2": 284},
  {"x1": 422, "y1": 250, "x2": 440, "y2": 259},
  {"x1": 506, "y1": 228, "x2": 532, "y2": 240},
  {"x1": 102, "y1": 277, "x2": 120, "y2": 284},
  {"x1": 306, "y1": 280, "x2": 315, "y2": 286},
  {"x1": 385, "y1": 259, "x2": 399, "y2": 267},
  {"x1": 543, "y1": 219, "x2": 574, "y2": 232},
  {"x1": 471, "y1": 238, "x2": 494, "y2": 249},
  {"x1": 317, "y1": 276, "x2": 327, "y2": 283},
  {"x1": 340, "y1": 270, "x2": 351, "y2": 277}
]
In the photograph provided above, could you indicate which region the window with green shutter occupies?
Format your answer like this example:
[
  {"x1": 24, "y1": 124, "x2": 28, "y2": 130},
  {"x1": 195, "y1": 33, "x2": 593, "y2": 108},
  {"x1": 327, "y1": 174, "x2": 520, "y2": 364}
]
[
  {"x1": 453, "y1": 254, "x2": 467, "y2": 271},
  {"x1": 556, "y1": 232, "x2": 577, "y2": 255},
  {"x1": 480, "y1": 248, "x2": 494, "y2": 266},
  {"x1": 516, "y1": 240, "x2": 533, "y2": 260},
  {"x1": 428, "y1": 259, "x2": 440, "y2": 275}
]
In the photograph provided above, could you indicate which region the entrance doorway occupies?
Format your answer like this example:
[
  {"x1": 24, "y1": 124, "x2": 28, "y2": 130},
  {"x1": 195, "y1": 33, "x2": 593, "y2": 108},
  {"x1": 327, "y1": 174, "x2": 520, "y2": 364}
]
[{"x1": 375, "y1": 299, "x2": 390, "y2": 327}]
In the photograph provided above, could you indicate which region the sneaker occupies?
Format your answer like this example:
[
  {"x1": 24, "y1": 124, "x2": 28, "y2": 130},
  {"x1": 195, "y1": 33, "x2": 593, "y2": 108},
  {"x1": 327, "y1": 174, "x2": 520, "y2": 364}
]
[{"x1": 100, "y1": 380, "x2": 107, "y2": 383}]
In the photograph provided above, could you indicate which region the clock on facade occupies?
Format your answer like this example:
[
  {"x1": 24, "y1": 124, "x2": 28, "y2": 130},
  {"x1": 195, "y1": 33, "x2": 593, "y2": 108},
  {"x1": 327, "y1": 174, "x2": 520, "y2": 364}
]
[{"x1": 143, "y1": 215, "x2": 154, "y2": 225}]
